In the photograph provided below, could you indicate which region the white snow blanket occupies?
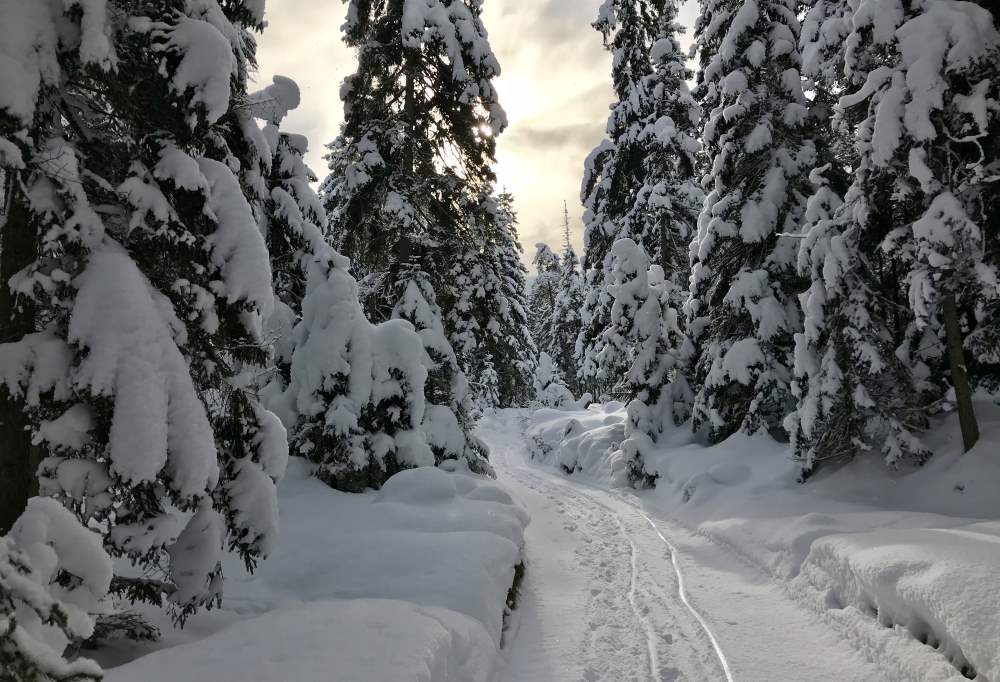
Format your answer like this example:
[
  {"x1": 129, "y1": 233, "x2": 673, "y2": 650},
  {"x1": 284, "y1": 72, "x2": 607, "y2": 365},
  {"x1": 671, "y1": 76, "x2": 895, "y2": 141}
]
[
  {"x1": 526, "y1": 401, "x2": 1000, "y2": 681},
  {"x1": 103, "y1": 460, "x2": 528, "y2": 682}
]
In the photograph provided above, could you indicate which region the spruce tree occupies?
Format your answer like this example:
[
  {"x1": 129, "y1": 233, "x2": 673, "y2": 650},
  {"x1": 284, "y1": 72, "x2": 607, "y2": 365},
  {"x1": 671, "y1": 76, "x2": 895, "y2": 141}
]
[
  {"x1": 392, "y1": 267, "x2": 493, "y2": 477},
  {"x1": 0, "y1": 0, "x2": 286, "y2": 622},
  {"x1": 579, "y1": 0, "x2": 701, "y2": 399},
  {"x1": 621, "y1": 4, "x2": 703, "y2": 289},
  {"x1": 1, "y1": 499, "x2": 112, "y2": 681},
  {"x1": 857, "y1": 2, "x2": 998, "y2": 450},
  {"x1": 321, "y1": 0, "x2": 506, "y2": 327},
  {"x1": 607, "y1": 239, "x2": 690, "y2": 486},
  {"x1": 448, "y1": 192, "x2": 536, "y2": 408},
  {"x1": 687, "y1": 0, "x2": 819, "y2": 442},
  {"x1": 788, "y1": 0, "x2": 1000, "y2": 474},
  {"x1": 786, "y1": 168, "x2": 931, "y2": 476},
  {"x1": 320, "y1": 0, "x2": 507, "y2": 464},
  {"x1": 286, "y1": 245, "x2": 437, "y2": 492},
  {"x1": 550, "y1": 206, "x2": 587, "y2": 398},
  {"x1": 578, "y1": 0, "x2": 656, "y2": 398},
  {"x1": 250, "y1": 76, "x2": 325, "y2": 410},
  {"x1": 489, "y1": 194, "x2": 538, "y2": 406},
  {"x1": 529, "y1": 242, "x2": 562, "y2": 356}
]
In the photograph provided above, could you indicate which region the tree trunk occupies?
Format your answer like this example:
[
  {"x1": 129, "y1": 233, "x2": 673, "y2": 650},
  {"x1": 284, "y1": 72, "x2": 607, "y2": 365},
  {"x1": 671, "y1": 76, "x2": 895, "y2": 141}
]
[
  {"x1": 659, "y1": 217, "x2": 671, "y2": 276},
  {"x1": 942, "y1": 293, "x2": 979, "y2": 452},
  {"x1": 0, "y1": 179, "x2": 40, "y2": 534}
]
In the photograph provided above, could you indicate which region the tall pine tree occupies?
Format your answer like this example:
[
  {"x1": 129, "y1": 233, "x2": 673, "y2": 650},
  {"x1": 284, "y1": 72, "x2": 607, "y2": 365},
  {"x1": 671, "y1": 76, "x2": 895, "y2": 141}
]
[
  {"x1": 320, "y1": 0, "x2": 507, "y2": 464},
  {"x1": 549, "y1": 204, "x2": 587, "y2": 398},
  {"x1": 321, "y1": 0, "x2": 505, "y2": 324},
  {"x1": 687, "y1": 0, "x2": 820, "y2": 442},
  {"x1": 578, "y1": 0, "x2": 659, "y2": 398},
  {"x1": 529, "y1": 242, "x2": 562, "y2": 356},
  {"x1": 578, "y1": 0, "x2": 700, "y2": 399},
  {"x1": 788, "y1": 0, "x2": 1000, "y2": 474},
  {"x1": 447, "y1": 192, "x2": 536, "y2": 408},
  {"x1": 606, "y1": 239, "x2": 690, "y2": 486}
]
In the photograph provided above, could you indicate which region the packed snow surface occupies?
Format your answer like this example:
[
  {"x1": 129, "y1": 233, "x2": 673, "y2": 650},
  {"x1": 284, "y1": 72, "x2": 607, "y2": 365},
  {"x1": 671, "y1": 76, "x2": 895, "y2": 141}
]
[
  {"x1": 495, "y1": 411, "x2": 881, "y2": 681},
  {"x1": 524, "y1": 403, "x2": 1000, "y2": 681}
]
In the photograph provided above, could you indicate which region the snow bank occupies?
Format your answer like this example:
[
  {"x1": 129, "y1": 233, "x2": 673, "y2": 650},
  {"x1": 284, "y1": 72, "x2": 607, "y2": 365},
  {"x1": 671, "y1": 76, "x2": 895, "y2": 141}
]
[
  {"x1": 525, "y1": 401, "x2": 1000, "y2": 680},
  {"x1": 103, "y1": 459, "x2": 528, "y2": 682},
  {"x1": 104, "y1": 599, "x2": 500, "y2": 682},
  {"x1": 526, "y1": 403, "x2": 628, "y2": 481},
  {"x1": 801, "y1": 524, "x2": 999, "y2": 680}
]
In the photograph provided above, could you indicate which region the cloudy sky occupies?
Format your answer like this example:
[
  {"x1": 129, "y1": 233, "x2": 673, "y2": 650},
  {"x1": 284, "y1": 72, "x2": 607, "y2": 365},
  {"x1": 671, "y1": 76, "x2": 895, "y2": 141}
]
[{"x1": 256, "y1": 0, "x2": 698, "y2": 263}]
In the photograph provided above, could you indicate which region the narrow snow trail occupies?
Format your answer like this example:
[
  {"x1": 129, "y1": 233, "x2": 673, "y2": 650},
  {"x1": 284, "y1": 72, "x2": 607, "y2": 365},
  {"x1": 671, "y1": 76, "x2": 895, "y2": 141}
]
[{"x1": 482, "y1": 413, "x2": 883, "y2": 682}]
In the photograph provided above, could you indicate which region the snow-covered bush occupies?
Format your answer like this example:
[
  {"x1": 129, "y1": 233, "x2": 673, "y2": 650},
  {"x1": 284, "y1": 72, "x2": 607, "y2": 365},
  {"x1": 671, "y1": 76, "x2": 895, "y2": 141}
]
[
  {"x1": 533, "y1": 353, "x2": 574, "y2": 408},
  {"x1": 393, "y1": 271, "x2": 493, "y2": 478},
  {"x1": 604, "y1": 239, "x2": 691, "y2": 486},
  {"x1": 286, "y1": 251, "x2": 492, "y2": 491},
  {"x1": 1, "y1": 498, "x2": 112, "y2": 681}
]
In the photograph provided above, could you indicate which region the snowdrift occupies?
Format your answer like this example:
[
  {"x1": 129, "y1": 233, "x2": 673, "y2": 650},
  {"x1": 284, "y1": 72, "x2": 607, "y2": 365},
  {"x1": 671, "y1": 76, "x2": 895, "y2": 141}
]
[
  {"x1": 102, "y1": 459, "x2": 529, "y2": 682},
  {"x1": 526, "y1": 402, "x2": 1000, "y2": 681},
  {"x1": 526, "y1": 403, "x2": 628, "y2": 481}
]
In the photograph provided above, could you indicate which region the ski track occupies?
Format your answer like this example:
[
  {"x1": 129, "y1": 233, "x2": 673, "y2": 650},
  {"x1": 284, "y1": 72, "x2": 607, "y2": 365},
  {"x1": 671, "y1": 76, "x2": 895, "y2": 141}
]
[{"x1": 486, "y1": 413, "x2": 885, "y2": 682}]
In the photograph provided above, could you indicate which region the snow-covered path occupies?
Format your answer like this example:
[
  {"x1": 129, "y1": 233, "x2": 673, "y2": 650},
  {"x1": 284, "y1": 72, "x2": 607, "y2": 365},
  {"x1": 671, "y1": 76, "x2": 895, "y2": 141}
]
[{"x1": 482, "y1": 413, "x2": 883, "y2": 682}]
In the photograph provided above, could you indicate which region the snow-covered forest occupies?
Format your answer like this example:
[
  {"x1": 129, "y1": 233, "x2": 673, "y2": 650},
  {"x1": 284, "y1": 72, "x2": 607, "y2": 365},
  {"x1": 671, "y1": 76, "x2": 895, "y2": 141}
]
[{"x1": 0, "y1": 0, "x2": 997, "y2": 680}]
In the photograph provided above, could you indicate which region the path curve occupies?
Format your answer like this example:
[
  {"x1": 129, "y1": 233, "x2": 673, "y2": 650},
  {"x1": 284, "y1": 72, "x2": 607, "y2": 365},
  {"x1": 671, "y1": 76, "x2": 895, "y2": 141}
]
[{"x1": 483, "y1": 412, "x2": 885, "y2": 682}]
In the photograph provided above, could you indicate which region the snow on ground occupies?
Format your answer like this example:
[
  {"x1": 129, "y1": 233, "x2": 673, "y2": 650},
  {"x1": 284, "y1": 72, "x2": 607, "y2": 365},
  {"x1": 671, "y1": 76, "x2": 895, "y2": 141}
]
[
  {"x1": 98, "y1": 459, "x2": 528, "y2": 682},
  {"x1": 525, "y1": 401, "x2": 1000, "y2": 681},
  {"x1": 491, "y1": 412, "x2": 882, "y2": 682}
]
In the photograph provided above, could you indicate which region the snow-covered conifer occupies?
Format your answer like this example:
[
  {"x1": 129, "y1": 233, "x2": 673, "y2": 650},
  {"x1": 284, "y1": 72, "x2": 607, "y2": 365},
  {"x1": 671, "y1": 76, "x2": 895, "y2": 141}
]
[
  {"x1": 322, "y1": 0, "x2": 506, "y2": 330},
  {"x1": 788, "y1": 0, "x2": 1000, "y2": 473},
  {"x1": 448, "y1": 193, "x2": 536, "y2": 408},
  {"x1": 0, "y1": 0, "x2": 286, "y2": 621},
  {"x1": 687, "y1": 0, "x2": 820, "y2": 442},
  {"x1": 1, "y1": 498, "x2": 111, "y2": 681},
  {"x1": 529, "y1": 243, "x2": 562, "y2": 356},
  {"x1": 533, "y1": 353, "x2": 574, "y2": 409},
  {"x1": 393, "y1": 268, "x2": 493, "y2": 477},
  {"x1": 549, "y1": 225, "x2": 587, "y2": 398},
  {"x1": 579, "y1": 0, "x2": 701, "y2": 399},
  {"x1": 604, "y1": 239, "x2": 690, "y2": 485},
  {"x1": 786, "y1": 169, "x2": 931, "y2": 476},
  {"x1": 622, "y1": 4, "x2": 703, "y2": 286}
]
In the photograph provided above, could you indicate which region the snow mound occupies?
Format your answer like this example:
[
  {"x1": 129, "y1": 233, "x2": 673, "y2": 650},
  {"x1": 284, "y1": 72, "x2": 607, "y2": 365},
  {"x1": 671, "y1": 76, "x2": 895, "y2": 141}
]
[
  {"x1": 376, "y1": 466, "x2": 458, "y2": 504},
  {"x1": 107, "y1": 599, "x2": 499, "y2": 682},
  {"x1": 102, "y1": 458, "x2": 528, "y2": 681},
  {"x1": 799, "y1": 524, "x2": 1000, "y2": 681},
  {"x1": 526, "y1": 405, "x2": 628, "y2": 481}
]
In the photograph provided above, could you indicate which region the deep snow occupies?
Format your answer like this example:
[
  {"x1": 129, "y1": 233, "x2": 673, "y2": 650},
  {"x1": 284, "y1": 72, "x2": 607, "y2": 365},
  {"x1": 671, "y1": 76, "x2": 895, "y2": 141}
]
[
  {"x1": 100, "y1": 459, "x2": 527, "y2": 682},
  {"x1": 80, "y1": 405, "x2": 1000, "y2": 680}
]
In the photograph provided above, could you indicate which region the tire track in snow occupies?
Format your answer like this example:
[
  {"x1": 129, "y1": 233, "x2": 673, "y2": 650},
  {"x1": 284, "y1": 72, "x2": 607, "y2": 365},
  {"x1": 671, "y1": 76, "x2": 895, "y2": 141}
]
[
  {"x1": 501, "y1": 463, "x2": 659, "y2": 681},
  {"x1": 499, "y1": 447, "x2": 723, "y2": 681},
  {"x1": 611, "y1": 512, "x2": 661, "y2": 680},
  {"x1": 632, "y1": 507, "x2": 734, "y2": 682},
  {"x1": 490, "y1": 416, "x2": 737, "y2": 682}
]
